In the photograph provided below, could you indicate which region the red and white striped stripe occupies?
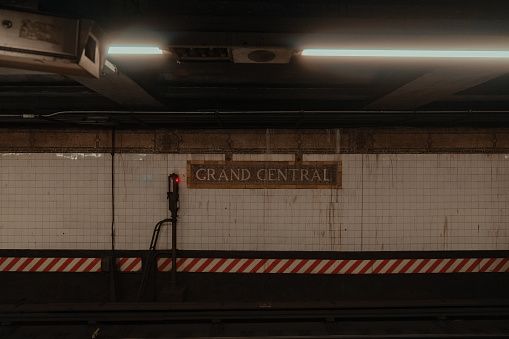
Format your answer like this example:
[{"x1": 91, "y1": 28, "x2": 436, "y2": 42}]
[
  {"x1": 1, "y1": 257, "x2": 507, "y2": 274},
  {"x1": 0, "y1": 257, "x2": 101, "y2": 272},
  {"x1": 116, "y1": 257, "x2": 142, "y2": 272},
  {"x1": 0, "y1": 257, "x2": 143, "y2": 272},
  {"x1": 157, "y1": 257, "x2": 509, "y2": 274}
]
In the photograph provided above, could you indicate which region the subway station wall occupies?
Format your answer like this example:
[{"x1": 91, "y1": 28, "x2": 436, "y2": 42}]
[{"x1": 1, "y1": 152, "x2": 507, "y2": 251}]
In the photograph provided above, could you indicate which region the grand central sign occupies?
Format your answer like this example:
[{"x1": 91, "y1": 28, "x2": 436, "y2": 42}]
[{"x1": 187, "y1": 161, "x2": 342, "y2": 189}]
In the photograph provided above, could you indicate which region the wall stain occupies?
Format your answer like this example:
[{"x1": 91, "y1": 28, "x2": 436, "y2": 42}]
[
  {"x1": 328, "y1": 189, "x2": 336, "y2": 250},
  {"x1": 441, "y1": 216, "x2": 448, "y2": 250}
]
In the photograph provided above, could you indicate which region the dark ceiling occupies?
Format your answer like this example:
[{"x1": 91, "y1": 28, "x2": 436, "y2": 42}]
[{"x1": 2, "y1": 0, "x2": 509, "y2": 128}]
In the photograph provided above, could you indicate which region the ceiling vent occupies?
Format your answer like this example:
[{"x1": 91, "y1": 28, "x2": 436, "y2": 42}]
[
  {"x1": 231, "y1": 48, "x2": 293, "y2": 63},
  {"x1": 170, "y1": 47, "x2": 231, "y2": 62},
  {"x1": 0, "y1": 9, "x2": 106, "y2": 77}
]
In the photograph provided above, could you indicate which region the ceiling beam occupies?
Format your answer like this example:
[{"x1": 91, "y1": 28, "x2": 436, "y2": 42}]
[
  {"x1": 0, "y1": 86, "x2": 94, "y2": 96},
  {"x1": 159, "y1": 86, "x2": 373, "y2": 100},
  {"x1": 438, "y1": 94, "x2": 509, "y2": 102},
  {"x1": 365, "y1": 66, "x2": 509, "y2": 110},
  {"x1": 69, "y1": 61, "x2": 165, "y2": 110}
]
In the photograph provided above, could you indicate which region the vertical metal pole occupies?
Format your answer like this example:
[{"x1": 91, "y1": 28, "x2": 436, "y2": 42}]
[
  {"x1": 168, "y1": 174, "x2": 179, "y2": 290},
  {"x1": 171, "y1": 217, "x2": 177, "y2": 285}
]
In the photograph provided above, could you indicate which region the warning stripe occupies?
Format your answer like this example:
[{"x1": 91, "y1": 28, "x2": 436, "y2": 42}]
[
  {"x1": 3, "y1": 257, "x2": 505, "y2": 274},
  {"x1": 29, "y1": 258, "x2": 46, "y2": 272},
  {"x1": 480, "y1": 258, "x2": 497, "y2": 272},
  {"x1": 452, "y1": 258, "x2": 470, "y2": 273},
  {"x1": 291, "y1": 259, "x2": 309, "y2": 273},
  {"x1": 115, "y1": 257, "x2": 142, "y2": 272},
  {"x1": 331, "y1": 259, "x2": 350, "y2": 274},
  {"x1": 494, "y1": 258, "x2": 509, "y2": 272},
  {"x1": 84, "y1": 258, "x2": 102, "y2": 272},
  {"x1": 43, "y1": 258, "x2": 60, "y2": 272},
  {"x1": 158, "y1": 258, "x2": 172, "y2": 272},
  {"x1": 154, "y1": 257, "x2": 509, "y2": 274},
  {"x1": 0, "y1": 257, "x2": 142, "y2": 272},
  {"x1": 0, "y1": 257, "x2": 101, "y2": 272},
  {"x1": 318, "y1": 259, "x2": 335, "y2": 274},
  {"x1": 372, "y1": 259, "x2": 390, "y2": 274}
]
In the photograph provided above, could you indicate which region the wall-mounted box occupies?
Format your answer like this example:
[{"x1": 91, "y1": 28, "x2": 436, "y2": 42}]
[{"x1": 0, "y1": 9, "x2": 106, "y2": 77}]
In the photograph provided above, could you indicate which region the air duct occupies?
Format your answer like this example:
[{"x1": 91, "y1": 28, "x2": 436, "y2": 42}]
[{"x1": 0, "y1": 9, "x2": 106, "y2": 77}]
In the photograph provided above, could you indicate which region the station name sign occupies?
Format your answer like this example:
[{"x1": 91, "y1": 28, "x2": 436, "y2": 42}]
[{"x1": 187, "y1": 161, "x2": 341, "y2": 189}]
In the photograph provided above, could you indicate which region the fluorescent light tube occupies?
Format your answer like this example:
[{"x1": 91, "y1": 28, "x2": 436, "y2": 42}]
[
  {"x1": 107, "y1": 46, "x2": 163, "y2": 55},
  {"x1": 302, "y1": 49, "x2": 509, "y2": 58}
]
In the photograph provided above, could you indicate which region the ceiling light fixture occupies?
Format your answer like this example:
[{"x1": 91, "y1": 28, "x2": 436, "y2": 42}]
[
  {"x1": 107, "y1": 46, "x2": 163, "y2": 55},
  {"x1": 301, "y1": 49, "x2": 509, "y2": 58}
]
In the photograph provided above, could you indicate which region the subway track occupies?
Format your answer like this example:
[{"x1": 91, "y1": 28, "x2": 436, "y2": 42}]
[{"x1": 0, "y1": 301, "x2": 508, "y2": 338}]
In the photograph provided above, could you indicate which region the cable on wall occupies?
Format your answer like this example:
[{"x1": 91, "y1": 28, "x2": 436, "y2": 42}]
[
  {"x1": 111, "y1": 127, "x2": 116, "y2": 251},
  {"x1": 108, "y1": 127, "x2": 118, "y2": 302}
]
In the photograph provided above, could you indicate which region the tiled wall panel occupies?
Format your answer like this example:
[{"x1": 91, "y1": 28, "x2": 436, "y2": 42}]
[
  {"x1": 1, "y1": 153, "x2": 507, "y2": 251},
  {"x1": 0, "y1": 153, "x2": 111, "y2": 249}
]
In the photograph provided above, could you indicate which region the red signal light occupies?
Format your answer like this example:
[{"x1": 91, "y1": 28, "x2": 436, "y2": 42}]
[{"x1": 175, "y1": 177, "x2": 179, "y2": 183}]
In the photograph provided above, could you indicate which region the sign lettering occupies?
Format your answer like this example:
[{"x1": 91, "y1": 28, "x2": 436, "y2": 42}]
[{"x1": 187, "y1": 161, "x2": 341, "y2": 189}]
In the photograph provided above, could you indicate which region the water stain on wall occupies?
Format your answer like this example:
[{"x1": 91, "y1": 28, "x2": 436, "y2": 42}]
[{"x1": 440, "y1": 216, "x2": 449, "y2": 250}]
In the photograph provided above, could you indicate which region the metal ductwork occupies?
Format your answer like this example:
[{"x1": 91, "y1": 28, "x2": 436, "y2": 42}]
[
  {"x1": 0, "y1": 8, "x2": 106, "y2": 77},
  {"x1": 168, "y1": 46, "x2": 294, "y2": 64}
]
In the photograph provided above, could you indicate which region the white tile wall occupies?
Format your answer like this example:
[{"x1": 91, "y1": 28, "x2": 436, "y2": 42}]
[
  {"x1": 0, "y1": 153, "x2": 111, "y2": 250},
  {"x1": 1, "y1": 152, "x2": 508, "y2": 251}
]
